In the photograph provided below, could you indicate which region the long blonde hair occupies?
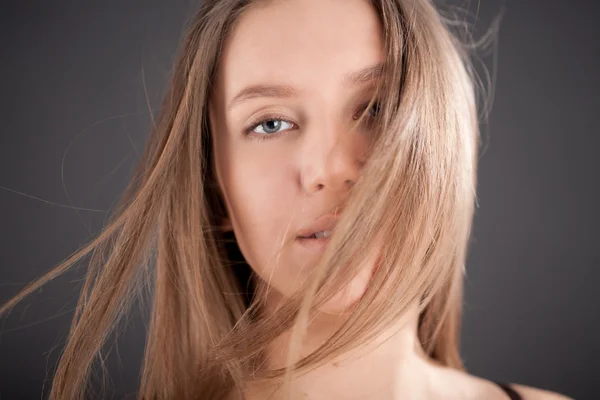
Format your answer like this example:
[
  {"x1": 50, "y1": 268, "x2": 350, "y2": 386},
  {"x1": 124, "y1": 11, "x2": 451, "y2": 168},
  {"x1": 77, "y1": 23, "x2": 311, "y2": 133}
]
[{"x1": 1, "y1": 0, "x2": 494, "y2": 398}]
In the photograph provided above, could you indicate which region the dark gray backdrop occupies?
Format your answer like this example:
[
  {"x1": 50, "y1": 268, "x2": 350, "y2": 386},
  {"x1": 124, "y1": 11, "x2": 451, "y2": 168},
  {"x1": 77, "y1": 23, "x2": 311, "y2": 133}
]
[{"x1": 1, "y1": 1, "x2": 598, "y2": 399}]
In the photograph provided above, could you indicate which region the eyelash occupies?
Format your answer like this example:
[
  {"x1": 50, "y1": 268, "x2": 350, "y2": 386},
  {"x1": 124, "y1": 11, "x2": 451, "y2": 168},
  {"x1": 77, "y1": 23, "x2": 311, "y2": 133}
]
[
  {"x1": 244, "y1": 100, "x2": 381, "y2": 141},
  {"x1": 244, "y1": 113, "x2": 296, "y2": 141}
]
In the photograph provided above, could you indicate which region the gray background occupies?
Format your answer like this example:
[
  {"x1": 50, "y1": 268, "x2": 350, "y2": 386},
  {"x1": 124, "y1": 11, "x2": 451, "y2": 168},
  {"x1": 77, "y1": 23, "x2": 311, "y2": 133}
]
[{"x1": 1, "y1": 1, "x2": 598, "y2": 399}]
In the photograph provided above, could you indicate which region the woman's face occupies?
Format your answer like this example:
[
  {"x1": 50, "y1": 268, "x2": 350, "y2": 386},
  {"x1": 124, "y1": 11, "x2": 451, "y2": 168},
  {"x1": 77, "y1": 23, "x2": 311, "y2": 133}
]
[{"x1": 209, "y1": 0, "x2": 384, "y2": 312}]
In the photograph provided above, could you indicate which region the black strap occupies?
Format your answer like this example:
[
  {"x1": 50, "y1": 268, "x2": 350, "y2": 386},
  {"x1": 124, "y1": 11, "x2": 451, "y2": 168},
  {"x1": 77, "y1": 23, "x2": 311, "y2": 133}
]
[{"x1": 495, "y1": 382, "x2": 522, "y2": 400}]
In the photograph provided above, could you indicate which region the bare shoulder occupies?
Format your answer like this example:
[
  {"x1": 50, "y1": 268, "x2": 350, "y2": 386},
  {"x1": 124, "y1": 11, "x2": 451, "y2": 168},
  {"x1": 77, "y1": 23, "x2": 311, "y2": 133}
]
[{"x1": 511, "y1": 383, "x2": 573, "y2": 400}]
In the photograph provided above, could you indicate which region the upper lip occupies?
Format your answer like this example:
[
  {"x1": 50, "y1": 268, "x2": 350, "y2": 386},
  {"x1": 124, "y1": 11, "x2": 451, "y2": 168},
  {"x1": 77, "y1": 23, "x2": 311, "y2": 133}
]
[{"x1": 296, "y1": 214, "x2": 340, "y2": 238}]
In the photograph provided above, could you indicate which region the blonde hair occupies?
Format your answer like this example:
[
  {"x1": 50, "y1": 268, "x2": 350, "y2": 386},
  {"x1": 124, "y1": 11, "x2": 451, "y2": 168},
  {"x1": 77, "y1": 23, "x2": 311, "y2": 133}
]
[{"x1": 1, "y1": 0, "x2": 495, "y2": 398}]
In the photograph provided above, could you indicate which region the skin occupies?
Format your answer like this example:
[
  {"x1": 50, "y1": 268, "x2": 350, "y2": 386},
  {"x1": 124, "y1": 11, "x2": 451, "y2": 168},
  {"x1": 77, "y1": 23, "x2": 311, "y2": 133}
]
[
  {"x1": 209, "y1": 0, "x2": 382, "y2": 314},
  {"x1": 208, "y1": 0, "x2": 571, "y2": 399}
]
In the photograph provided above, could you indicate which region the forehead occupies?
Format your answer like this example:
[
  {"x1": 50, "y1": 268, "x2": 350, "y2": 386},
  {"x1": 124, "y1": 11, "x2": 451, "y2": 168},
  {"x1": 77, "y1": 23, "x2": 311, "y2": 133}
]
[{"x1": 214, "y1": 0, "x2": 384, "y2": 106}]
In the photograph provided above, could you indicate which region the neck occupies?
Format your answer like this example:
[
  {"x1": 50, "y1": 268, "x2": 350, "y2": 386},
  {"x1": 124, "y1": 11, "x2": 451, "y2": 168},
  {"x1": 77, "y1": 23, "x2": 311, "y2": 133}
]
[{"x1": 249, "y1": 291, "x2": 440, "y2": 399}]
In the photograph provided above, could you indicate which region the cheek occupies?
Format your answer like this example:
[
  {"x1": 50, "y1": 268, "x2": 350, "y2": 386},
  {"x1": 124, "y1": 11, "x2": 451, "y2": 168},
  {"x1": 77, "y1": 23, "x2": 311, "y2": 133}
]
[
  {"x1": 214, "y1": 134, "x2": 378, "y2": 307},
  {"x1": 215, "y1": 139, "x2": 306, "y2": 295},
  {"x1": 317, "y1": 245, "x2": 382, "y2": 314}
]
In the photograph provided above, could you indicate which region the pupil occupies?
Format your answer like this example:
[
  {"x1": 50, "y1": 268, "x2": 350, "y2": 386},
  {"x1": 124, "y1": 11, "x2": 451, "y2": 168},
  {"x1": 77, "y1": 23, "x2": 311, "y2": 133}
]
[
  {"x1": 370, "y1": 102, "x2": 381, "y2": 117},
  {"x1": 263, "y1": 120, "x2": 280, "y2": 133}
]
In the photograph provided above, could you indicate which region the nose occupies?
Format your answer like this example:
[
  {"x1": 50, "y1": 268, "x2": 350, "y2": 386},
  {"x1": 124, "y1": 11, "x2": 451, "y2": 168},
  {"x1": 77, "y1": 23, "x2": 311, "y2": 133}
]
[{"x1": 300, "y1": 122, "x2": 364, "y2": 195}]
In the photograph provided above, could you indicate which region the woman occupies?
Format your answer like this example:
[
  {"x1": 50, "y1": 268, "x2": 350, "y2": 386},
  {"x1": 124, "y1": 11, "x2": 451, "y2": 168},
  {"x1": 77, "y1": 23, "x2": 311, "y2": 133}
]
[{"x1": 1, "y1": 0, "x2": 572, "y2": 399}]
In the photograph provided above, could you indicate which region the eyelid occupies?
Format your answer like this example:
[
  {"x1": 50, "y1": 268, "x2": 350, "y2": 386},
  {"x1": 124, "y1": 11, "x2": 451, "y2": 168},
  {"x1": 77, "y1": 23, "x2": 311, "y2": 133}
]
[
  {"x1": 354, "y1": 99, "x2": 381, "y2": 120},
  {"x1": 244, "y1": 113, "x2": 297, "y2": 140},
  {"x1": 244, "y1": 99, "x2": 380, "y2": 139}
]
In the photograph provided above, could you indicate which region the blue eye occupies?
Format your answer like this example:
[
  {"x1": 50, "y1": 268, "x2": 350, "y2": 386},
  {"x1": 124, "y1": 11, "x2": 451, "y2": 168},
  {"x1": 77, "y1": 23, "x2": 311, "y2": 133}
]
[
  {"x1": 245, "y1": 101, "x2": 380, "y2": 140},
  {"x1": 361, "y1": 101, "x2": 381, "y2": 119},
  {"x1": 352, "y1": 100, "x2": 381, "y2": 122},
  {"x1": 369, "y1": 101, "x2": 381, "y2": 117},
  {"x1": 245, "y1": 115, "x2": 296, "y2": 140}
]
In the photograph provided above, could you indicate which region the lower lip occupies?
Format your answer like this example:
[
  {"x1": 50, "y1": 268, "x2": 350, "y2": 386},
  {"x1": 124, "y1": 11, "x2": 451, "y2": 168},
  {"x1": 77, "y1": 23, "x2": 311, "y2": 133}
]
[{"x1": 296, "y1": 236, "x2": 331, "y2": 252}]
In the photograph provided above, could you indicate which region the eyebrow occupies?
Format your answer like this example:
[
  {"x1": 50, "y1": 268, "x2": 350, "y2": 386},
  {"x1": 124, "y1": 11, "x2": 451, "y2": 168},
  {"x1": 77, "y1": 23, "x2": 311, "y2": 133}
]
[{"x1": 228, "y1": 63, "x2": 383, "y2": 110}]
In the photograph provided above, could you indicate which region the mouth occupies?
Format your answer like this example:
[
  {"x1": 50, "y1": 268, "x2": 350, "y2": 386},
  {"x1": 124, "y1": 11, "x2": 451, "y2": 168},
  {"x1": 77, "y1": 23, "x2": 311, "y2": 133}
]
[
  {"x1": 295, "y1": 213, "x2": 340, "y2": 251},
  {"x1": 298, "y1": 230, "x2": 332, "y2": 239},
  {"x1": 296, "y1": 229, "x2": 334, "y2": 252}
]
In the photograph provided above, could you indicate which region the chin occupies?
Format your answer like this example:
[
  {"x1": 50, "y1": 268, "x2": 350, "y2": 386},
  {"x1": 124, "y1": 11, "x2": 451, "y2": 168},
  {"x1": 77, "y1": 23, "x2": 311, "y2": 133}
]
[{"x1": 316, "y1": 265, "x2": 374, "y2": 315}]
